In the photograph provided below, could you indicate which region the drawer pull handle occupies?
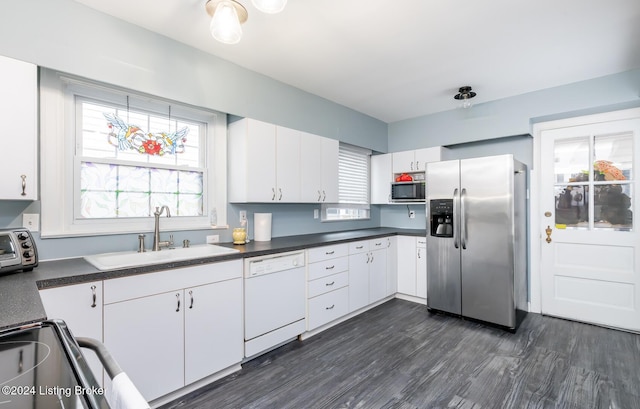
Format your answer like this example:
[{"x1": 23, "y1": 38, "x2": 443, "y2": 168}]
[
  {"x1": 325, "y1": 250, "x2": 335, "y2": 255},
  {"x1": 356, "y1": 245, "x2": 364, "y2": 249},
  {"x1": 90, "y1": 285, "x2": 97, "y2": 308},
  {"x1": 375, "y1": 242, "x2": 382, "y2": 246},
  {"x1": 326, "y1": 265, "x2": 335, "y2": 270},
  {"x1": 325, "y1": 281, "x2": 335, "y2": 286},
  {"x1": 326, "y1": 304, "x2": 335, "y2": 310}
]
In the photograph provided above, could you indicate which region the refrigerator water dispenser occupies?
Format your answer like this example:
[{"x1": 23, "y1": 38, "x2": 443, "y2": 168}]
[{"x1": 430, "y1": 199, "x2": 454, "y2": 237}]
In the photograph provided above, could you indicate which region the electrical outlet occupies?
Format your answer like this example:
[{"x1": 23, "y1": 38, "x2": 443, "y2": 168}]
[
  {"x1": 409, "y1": 211, "x2": 415, "y2": 219},
  {"x1": 314, "y1": 209, "x2": 319, "y2": 219},
  {"x1": 23, "y1": 213, "x2": 39, "y2": 232},
  {"x1": 239, "y1": 210, "x2": 247, "y2": 224},
  {"x1": 206, "y1": 235, "x2": 220, "y2": 244}
]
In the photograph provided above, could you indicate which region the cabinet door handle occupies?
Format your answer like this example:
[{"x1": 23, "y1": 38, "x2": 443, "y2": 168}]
[
  {"x1": 371, "y1": 253, "x2": 374, "y2": 263},
  {"x1": 279, "y1": 188, "x2": 283, "y2": 201},
  {"x1": 90, "y1": 285, "x2": 97, "y2": 308},
  {"x1": 325, "y1": 281, "x2": 335, "y2": 286},
  {"x1": 366, "y1": 253, "x2": 371, "y2": 263},
  {"x1": 18, "y1": 349, "x2": 23, "y2": 373},
  {"x1": 322, "y1": 190, "x2": 326, "y2": 201},
  {"x1": 272, "y1": 187, "x2": 276, "y2": 201},
  {"x1": 410, "y1": 161, "x2": 414, "y2": 171},
  {"x1": 325, "y1": 304, "x2": 335, "y2": 310},
  {"x1": 189, "y1": 290, "x2": 194, "y2": 309},
  {"x1": 417, "y1": 248, "x2": 421, "y2": 259},
  {"x1": 20, "y1": 175, "x2": 27, "y2": 196},
  {"x1": 326, "y1": 265, "x2": 335, "y2": 270},
  {"x1": 176, "y1": 293, "x2": 181, "y2": 312},
  {"x1": 318, "y1": 190, "x2": 322, "y2": 201},
  {"x1": 416, "y1": 160, "x2": 421, "y2": 170}
]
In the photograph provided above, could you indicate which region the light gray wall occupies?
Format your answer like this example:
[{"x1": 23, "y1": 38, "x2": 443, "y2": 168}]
[
  {"x1": 1, "y1": 0, "x2": 639, "y2": 260},
  {"x1": 388, "y1": 69, "x2": 640, "y2": 151},
  {"x1": 0, "y1": 0, "x2": 386, "y2": 260}
]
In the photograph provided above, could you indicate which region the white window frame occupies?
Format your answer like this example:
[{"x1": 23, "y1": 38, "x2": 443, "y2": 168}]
[
  {"x1": 40, "y1": 69, "x2": 228, "y2": 237},
  {"x1": 322, "y1": 143, "x2": 371, "y2": 221}
]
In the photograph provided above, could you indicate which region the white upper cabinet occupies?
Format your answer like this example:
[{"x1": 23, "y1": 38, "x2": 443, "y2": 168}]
[
  {"x1": 0, "y1": 55, "x2": 37, "y2": 200},
  {"x1": 392, "y1": 147, "x2": 447, "y2": 173},
  {"x1": 371, "y1": 153, "x2": 392, "y2": 204},
  {"x1": 229, "y1": 119, "x2": 302, "y2": 202},
  {"x1": 229, "y1": 118, "x2": 339, "y2": 203}
]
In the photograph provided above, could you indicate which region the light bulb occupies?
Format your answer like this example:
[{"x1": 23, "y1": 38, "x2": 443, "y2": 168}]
[
  {"x1": 210, "y1": 1, "x2": 243, "y2": 44},
  {"x1": 252, "y1": 0, "x2": 287, "y2": 14}
]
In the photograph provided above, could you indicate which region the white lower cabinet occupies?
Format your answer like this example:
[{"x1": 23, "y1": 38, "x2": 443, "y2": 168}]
[
  {"x1": 386, "y1": 236, "x2": 398, "y2": 296},
  {"x1": 397, "y1": 236, "x2": 417, "y2": 295},
  {"x1": 103, "y1": 260, "x2": 242, "y2": 402},
  {"x1": 416, "y1": 237, "x2": 427, "y2": 299},
  {"x1": 396, "y1": 236, "x2": 427, "y2": 300},
  {"x1": 348, "y1": 238, "x2": 388, "y2": 312},
  {"x1": 306, "y1": 244, "x2": 349, "y2": 330},
  {"x1": 39, "y1": 282, "x2": 104, "y2": 385},
  {"x1": 184, "y1": 279, "x2": 242, "y2": 385}
]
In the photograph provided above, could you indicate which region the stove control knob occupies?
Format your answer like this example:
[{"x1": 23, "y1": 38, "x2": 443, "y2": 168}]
[
  {"x1": 21, "y1": 241, "x2": 32, "y2": 249},
  {"x1": 17, "y1": 232, "x2": 29, "y2": 241},
  {"x1": 23, "y1": 250, "x2": 34, "y2": 258}
]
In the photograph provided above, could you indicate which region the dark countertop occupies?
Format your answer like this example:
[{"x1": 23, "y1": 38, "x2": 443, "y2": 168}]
[{"x1": 0, "y1": 228, "x2": 425, "y2": 330}]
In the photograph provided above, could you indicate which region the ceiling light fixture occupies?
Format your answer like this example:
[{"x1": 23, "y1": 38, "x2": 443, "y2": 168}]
[
  {"x1": 205, "y1": 0, "x2": 286, "y2": 45},
  {"x1": 206, "y1": 0, "x2": 248, "y2": 45},
  {"x1": 454, "y1": 86, "x2": 477, "y2": 108},
  {"x1": 251, "y1": 0, "x2": 287, "y2": 14}
]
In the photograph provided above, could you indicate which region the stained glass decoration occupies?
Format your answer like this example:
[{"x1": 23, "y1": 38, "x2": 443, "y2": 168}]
[{"x1": 103, "y1": 113, "x2": 189, "y2": 156}]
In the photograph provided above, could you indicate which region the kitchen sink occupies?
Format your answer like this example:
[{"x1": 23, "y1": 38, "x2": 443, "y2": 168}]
[{"x1": 84, "y1": 244, "x2": 239, "y2": 271}]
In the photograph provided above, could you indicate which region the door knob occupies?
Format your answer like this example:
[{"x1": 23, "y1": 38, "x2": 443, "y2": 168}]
[{"x1": 545, "y1": 226, "x2": 552, "y2": 243}]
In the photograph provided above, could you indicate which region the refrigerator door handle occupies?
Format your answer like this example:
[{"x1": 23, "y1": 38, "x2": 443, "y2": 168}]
[
  {"x1": 461, "y1": 188, "x2": 467, "y2": 250},
  {"x1": 453, "y1": 188, "x2": 459, "y2": 249}
]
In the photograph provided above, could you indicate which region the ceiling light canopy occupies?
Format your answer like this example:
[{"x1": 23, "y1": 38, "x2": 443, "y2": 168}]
[
  {"x1": 205, "y1": 0, "x2": 286, "y2": 45},
  {"x1": 252, "y1": 0, "x2": 287, "y2": 14},
  {"x1": 454, "y1": 86, "x2": 476, "y2": 108}
]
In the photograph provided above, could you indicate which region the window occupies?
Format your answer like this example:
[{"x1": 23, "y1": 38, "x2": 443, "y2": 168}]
[
  {"x1": 77, "y1": 100, "x2": 205, "y2": 219},
  {"x1": 40, "y1": 70, "x2": 228, "y2": 237},
  {"x1": 322, "y1": 143, "x2": 371, "y2": 221}
]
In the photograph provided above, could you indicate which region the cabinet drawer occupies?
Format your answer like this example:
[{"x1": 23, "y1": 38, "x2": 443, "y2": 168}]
[
  {"x1": 369, "y1": 237, "x2": 387, "y2": 250},
  {"x1": 307, "y1": 243, "x2": 348, "y2": 263},
  {"x1": 104, "y1": 260, "x2": 242, "y2": 304},
  {"x1": 348, "y1": 240, "x2": 368, "y2": 254},
  {"x1": 307, "y1": 287, "x2": 349, "y2": 331},
  {"x1": 308, "y1": 256, "x2": 348, "y2": 281},
  {"x1": 308, "y1": 271, "x2": 348, "y2": 298},
  {"x1": 416, "y1": 237, "x2": 427, "y2": 248}
]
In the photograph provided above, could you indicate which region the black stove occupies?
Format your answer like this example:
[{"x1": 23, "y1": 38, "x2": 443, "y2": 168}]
[{"x1": 0, "y1": 320, "x2": 109, "y2": 408}]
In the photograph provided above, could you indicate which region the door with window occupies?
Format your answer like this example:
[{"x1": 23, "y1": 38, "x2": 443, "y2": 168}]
[{"x1": 540, "y1": 117, "x2": 640, "y2": 332}]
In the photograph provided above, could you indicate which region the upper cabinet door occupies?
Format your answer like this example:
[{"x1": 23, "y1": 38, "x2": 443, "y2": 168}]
[
  {"x1": 321, "y1": 137, "x2": 339, "y2": 202},
  {"x1": 300, "y1": 132, "x2": 323, "y2": 202},
  {"x1": 392, "y1": 150, "x2": 416, "y2": 173},
  {"x1": 275, "y1": 126, "x2": 301, "y2": 202},
  {"x1": 0, "y1": 55, "x2": 37, "y2": 200},
  {"x1": 414, "y1": 147, "x2": 445, "y2": 171},
  {"x1": 371, "y1": 153, "x2": 392, "y2": 204}
]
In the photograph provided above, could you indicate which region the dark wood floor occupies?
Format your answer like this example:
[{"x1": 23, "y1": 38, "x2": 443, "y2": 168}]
[{"x1": 161, "y1": 299, "x2": 640, "y2": 409}]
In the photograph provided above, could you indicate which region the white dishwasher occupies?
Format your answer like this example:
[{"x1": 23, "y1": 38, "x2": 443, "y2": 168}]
[{"x1": 244, "y1": 250, "x2": 306, "y2": 358}]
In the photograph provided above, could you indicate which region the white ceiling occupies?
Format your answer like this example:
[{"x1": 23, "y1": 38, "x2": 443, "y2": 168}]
[{"x1": 73, "y1": 0, "x2": 640, "y2": 123}]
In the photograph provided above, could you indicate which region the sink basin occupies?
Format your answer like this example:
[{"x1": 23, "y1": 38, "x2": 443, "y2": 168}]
[{"x1": 84, "y1": 244, "x2": 239, "y2": 271}]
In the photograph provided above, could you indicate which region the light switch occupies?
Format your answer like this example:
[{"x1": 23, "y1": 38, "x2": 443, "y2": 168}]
[{"x1": 23, "y1": 213, "x2": 39, "y2": 232}]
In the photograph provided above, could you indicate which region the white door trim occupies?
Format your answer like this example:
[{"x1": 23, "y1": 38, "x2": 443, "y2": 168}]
[{"x1": 530, "y1": 107, "x2": 640, "y2": 314}]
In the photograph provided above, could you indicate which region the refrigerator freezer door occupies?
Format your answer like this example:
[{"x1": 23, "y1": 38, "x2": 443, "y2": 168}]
[
  {"x1": 426, "y1": 160, "x2": 462, "y2": 315},
  {"x1": 460, "y1": 155, "x2": 516, "y2": 327}
]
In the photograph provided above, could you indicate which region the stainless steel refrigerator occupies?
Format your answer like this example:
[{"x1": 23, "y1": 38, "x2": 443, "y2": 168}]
[{"x1": 426, "y1": 154, "x2": 528, "y2": 330}]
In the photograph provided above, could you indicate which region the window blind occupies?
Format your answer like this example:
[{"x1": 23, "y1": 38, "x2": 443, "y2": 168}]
[{"x1": 338, "y1": 143, "x2": 371, "y2": 204}]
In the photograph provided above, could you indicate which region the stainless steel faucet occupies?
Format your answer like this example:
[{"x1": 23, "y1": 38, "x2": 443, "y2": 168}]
[{"x1": 152, "y1": 206, "x2": 173, "y2": 251}]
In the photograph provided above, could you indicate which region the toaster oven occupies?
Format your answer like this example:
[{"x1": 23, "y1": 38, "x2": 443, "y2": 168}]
[{"x1": 0, "y1": 228, "x2": 38, "y2": 274}]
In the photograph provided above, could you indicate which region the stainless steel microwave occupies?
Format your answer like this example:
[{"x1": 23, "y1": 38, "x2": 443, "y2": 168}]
[{"x1": 391, "y1": 181, "x2": 426, "y2": 202}]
